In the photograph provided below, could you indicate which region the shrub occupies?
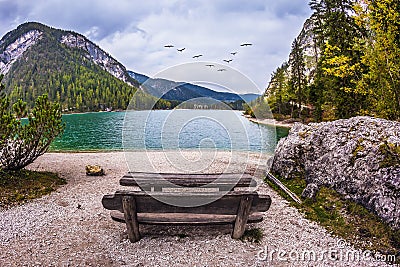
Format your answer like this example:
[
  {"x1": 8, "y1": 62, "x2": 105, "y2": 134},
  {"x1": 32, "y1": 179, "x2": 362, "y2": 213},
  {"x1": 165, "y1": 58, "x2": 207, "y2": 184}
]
[
  {"x1": 0, "y1": 75, "x2": 65, "y2": 171},
  {"x1": 240, "y1": 228, "x2": 263, "y2": 243}
]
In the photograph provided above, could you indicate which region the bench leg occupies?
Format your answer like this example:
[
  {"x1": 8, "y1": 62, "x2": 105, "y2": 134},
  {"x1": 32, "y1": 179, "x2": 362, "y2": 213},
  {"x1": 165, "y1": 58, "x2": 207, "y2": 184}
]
[
  {"x1": 122, "y1": 196, "x2": 141, "y2": 242},
  {"x1": 232, "y1": 195, "x2": 253, "y2": 239}
]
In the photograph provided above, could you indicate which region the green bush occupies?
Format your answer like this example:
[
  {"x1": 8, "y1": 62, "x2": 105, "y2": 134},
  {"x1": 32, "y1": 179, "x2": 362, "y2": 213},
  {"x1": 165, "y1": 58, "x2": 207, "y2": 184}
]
[{"x1": 0, "y1": 75, "x2": 65, "y2": 171}]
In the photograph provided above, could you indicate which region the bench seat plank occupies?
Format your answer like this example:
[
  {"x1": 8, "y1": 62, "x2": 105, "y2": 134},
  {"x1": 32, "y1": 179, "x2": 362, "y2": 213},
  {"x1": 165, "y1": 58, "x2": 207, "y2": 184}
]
[
  {"x1": 120, "y1": 172, "x2": 257, "y2": 190},
  {"x1": 124, "y1": 172, "x2": 256, "y2": 179}
]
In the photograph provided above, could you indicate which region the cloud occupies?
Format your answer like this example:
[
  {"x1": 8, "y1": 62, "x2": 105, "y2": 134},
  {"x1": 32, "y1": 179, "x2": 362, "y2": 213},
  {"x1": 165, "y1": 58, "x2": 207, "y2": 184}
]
[
  {"x1": 0, "y1": 0, "x2": 312, "y2": 93},
  {"x1": 98, "y1": 1, "x2": 311, "y2": 92}
]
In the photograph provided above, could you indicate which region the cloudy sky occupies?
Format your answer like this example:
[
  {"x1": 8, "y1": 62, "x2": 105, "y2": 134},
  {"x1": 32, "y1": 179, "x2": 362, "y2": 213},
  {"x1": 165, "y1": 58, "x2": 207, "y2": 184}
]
[{"x1": 0, "y1": 0, "x2": 312, "y2": 94}]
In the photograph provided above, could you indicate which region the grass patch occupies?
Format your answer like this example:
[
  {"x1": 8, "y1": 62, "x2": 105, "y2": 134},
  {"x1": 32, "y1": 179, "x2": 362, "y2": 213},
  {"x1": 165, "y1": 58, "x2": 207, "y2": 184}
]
[
  {"x1": 379, "y1": 141, "x2": 400, "y2": 168},
  {"x1": 266, "y1": 174, "x2": 399, "y2": 264},
  {"x1": 240, "y1": 228, "x2": 263, "y2": 243},
  {"x1": 351, "y1": 138, "x2": 365, "y2": 165},
  {"x1": 0, "y1": 169, "x2": 66, "y2": 209},
  {"x1": 265, "y1": 175, "x2": 306, "y2": 205},
  {"x1": 175, "y1": 233, "x2": 188, "y2": 239}
]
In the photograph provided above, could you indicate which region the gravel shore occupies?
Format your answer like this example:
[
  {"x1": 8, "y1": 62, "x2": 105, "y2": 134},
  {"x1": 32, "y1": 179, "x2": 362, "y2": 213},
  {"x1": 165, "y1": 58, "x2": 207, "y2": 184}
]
[{"x1": 0, "y1": 151, "x2": 390, "y2": 266}]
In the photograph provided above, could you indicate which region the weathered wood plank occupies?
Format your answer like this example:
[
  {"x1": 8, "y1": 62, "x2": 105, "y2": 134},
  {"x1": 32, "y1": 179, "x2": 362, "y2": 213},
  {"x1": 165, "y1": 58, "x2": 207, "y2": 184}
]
[
  {"x1": 266, "y1": 172, "x2": 301, "y2": 204},
  {"x1": 120, "y1": 172, "x2": 257, "y2": 190},
  {"x1": 102, "y1": 194, "x2": 122, "y2": 211},
  {"x1": 102, "y1": 191, "x2": 271, "y2": 214},
  {"x1": 103, "y1": 187, "x2": 271, "y2": 242},
  {"x1": 124, "y1": 172, "x2": 255, "y2": 180},
  {"x1": 110, "y1": 211, "x2": 264, "y2": 225},
  {"x1": 253, "y1": 194, "x2": 272, "y2": 212},
  {"x1": 121, "y1": 179, "x2": 256, "y2": 189},
  {"x1": 232, "y1": 195, "x2": 253, "y2": 239},
  {"x1": 122, "y1": 196, "x2": 140, "y2": 242}
]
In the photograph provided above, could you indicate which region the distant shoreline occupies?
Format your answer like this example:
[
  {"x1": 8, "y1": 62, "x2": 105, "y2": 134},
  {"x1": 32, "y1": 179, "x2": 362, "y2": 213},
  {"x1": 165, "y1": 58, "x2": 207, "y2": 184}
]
[
  {"x1": 244, "y1": 115, "x2": 294, "y2": 128},
  {"x1": 60, "y1": 108, "x2": 246, "y2": 116},
  {"x1": 61, "y1": 110, "x2": 125, "y2": 116}
]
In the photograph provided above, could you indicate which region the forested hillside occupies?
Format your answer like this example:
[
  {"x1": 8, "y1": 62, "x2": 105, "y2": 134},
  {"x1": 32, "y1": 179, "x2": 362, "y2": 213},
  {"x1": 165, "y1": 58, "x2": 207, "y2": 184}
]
[
  {"x1": 0, "y1": 22, "x2": 171, "y2": 112},
  {"x1": 248, "y1": 0, "x2": 400, "y2": 122}
]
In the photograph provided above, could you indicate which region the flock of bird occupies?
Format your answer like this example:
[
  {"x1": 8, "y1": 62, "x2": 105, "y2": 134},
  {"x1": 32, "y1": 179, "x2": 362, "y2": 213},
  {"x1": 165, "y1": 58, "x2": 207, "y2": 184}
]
[{"x1": 163, "y1": 43, "x2": 253, "y2": 72}]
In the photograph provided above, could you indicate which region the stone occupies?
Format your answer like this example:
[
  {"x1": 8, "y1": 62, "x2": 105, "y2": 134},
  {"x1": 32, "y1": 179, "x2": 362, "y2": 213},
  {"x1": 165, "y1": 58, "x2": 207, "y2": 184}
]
[
  {"x1": 301, "y1": 183, "x2": 319, "y2": 199},
  {"x1": 85, "y1": 165, "x2": 105, "y2": 176},
  {"x1": 271, "y1": 116, "x2": 400, "y2": 229}
]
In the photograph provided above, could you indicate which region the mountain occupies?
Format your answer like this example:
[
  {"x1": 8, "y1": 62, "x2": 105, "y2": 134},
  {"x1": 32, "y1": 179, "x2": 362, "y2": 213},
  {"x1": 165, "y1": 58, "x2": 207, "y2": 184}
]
[
  {"x1": 0, "y1": 22, "x2": 257, "y2": 112},
  {"x1": 128, "y1": 71, "x2": 149, "y2": 84},
  {"x1": 127, "y1": 71, "x2": 260, "y2": 103},
  {"x1": 0, "y1": 22, "x2": 166, "y2": 111}
]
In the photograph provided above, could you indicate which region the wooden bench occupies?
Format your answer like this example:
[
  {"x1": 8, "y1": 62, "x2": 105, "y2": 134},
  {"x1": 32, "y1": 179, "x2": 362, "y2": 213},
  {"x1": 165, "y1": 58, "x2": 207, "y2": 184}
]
[
  {"x1": 102, "y1": 190, "x2": 271, "y2": 242},
  {"x1": 120, "y1": 172, "x2": 258, "y2": 192}
]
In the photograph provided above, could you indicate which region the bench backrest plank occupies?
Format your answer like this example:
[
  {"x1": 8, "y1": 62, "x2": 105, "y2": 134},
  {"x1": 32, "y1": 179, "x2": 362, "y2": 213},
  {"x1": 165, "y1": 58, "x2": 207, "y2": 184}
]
[{"x1": 102, "y1": 191, "x2": 271, "y2": 215}]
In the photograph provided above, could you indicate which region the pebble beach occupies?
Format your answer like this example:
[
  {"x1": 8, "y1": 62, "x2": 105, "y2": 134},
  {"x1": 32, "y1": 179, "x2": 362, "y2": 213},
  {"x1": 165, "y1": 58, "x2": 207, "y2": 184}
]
[{"x1": 0, "y1": 151, "x2": 389, "y2": 266}]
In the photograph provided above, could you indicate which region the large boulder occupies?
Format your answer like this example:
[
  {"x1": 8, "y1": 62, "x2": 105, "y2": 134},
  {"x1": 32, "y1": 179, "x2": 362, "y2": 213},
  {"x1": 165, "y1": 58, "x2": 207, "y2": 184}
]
[{"x1": 271, "y1": 116, "x2": 400, "y2": 229}]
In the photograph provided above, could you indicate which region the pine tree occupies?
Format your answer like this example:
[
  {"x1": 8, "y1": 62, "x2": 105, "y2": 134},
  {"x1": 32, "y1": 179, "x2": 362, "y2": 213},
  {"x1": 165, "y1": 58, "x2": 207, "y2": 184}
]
[
  {"x1": 0, "y1": 75, "x2": 65, "y2": 171},
  {"x1": 358, "y1": 0, "x2": 400, "y2": 119},
  {"x1": 309, "y1": 0, "x2": 367, "y2": 120},
  {"x1": 265, "y1": 62, "x2": 292, "y2": 116},
  {"x1": 289, "y1": 37, "x2": 307, "y2": 119}
]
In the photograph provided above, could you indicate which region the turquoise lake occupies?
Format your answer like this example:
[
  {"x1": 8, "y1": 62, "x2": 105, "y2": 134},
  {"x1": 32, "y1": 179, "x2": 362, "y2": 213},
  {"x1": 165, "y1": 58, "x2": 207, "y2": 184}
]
[{"x1": 50, "y1": 110, "x2": 289, "y2": 152}]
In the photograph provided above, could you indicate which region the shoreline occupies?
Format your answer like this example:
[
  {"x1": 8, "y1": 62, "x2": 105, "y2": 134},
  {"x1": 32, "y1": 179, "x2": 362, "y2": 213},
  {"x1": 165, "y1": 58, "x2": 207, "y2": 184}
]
[
  {"x1": 30, "y1": 151, "x2": 272, "y2": 176},
  {"x1": 47, "y1": 148, "x2": 275, "y2": 154},
  {"x1": 61, "y1": 109, "x2": 246, "y2": 116},
  {"x1": 245, "y1": 116, "x2": 294, "y2": 128}
]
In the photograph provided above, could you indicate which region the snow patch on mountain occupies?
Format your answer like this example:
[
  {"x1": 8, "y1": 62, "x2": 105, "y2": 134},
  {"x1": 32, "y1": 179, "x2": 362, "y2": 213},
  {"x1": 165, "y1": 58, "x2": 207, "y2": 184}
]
[{"x1": 0, "y1": 30, "x2": 42, "y2": 75}]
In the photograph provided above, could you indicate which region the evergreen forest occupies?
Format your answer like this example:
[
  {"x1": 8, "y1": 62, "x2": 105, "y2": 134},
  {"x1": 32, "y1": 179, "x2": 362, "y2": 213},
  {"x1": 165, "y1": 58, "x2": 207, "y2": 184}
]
[
  {"x1": 247, "y1": 0, "x2": 400, "y2": 122},
  {"x1": 1, "y1": 23, "x2": 172, "y2": 112}
]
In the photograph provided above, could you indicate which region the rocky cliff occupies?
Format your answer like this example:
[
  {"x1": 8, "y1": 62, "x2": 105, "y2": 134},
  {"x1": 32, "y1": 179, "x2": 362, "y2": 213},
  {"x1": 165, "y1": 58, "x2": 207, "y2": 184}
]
[
  {"x1": 0, "y1": 22, "x2": 135, "y2": 87},
  {"x1": 60, "y1": 33, "x2": 134, "y2": 86},
  {"x1": 0, "y1": 22, "x2": 144, "y2": 111},
  {"x1": 271, "y1": 116, "x2": 400, "y2": 229},
  {"x1": 0, "y1": 30, "x2": 42, "y2": 74}
]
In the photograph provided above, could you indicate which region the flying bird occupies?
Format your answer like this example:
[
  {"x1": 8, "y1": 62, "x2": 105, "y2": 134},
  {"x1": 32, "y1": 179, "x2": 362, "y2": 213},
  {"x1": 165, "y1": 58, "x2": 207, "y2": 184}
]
[
  {"x1": 192, "y1": 54, "x2": 203, "y2": 58},
  {"x1": 231, "y1": 52, "x2": 238, "y2": 56},
  {"x1": 223, "y1": 59, "x2": 233, "y2": 63},
  {"x1": 164, "y1": 44, "x2": 174, "y2": 48},
  {"x1": 177, "y1": 48, "x2": 185, "y2": 52},
  {"x1": 240, "y1": 43, "x2": 252, "y2": 46},
  {"x1": 217, "y1": 68, "x2": 226, "y2": 72},
  {"x1": 205, "y1": 64, "x2": 214, "y2": 67}
]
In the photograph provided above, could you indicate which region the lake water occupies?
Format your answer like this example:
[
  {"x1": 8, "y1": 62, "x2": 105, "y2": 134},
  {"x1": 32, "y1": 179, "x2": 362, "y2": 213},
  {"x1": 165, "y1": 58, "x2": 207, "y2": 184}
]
[{"x1": 50, "y1": 110, "x2": 289, "y2": 153}]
